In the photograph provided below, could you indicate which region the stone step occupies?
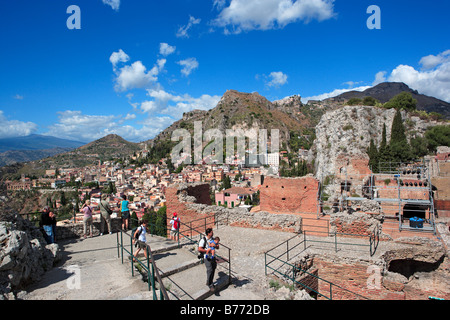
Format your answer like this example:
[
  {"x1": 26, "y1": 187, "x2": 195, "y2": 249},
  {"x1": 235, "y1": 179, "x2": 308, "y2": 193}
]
[{"x1": 128, "y1": 234, "x2": 231, "y2": 300}]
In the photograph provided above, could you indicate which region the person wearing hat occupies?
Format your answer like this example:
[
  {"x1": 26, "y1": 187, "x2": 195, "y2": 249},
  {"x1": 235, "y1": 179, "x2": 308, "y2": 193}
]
[{"x1": 169, "y1": 212, "x2": 180, "y2": 241}]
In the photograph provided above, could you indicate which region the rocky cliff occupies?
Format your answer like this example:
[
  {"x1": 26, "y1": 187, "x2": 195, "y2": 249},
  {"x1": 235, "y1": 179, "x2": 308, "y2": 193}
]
[{"x1": 310, "y1": 105, "x2": 444, "y2": 179}]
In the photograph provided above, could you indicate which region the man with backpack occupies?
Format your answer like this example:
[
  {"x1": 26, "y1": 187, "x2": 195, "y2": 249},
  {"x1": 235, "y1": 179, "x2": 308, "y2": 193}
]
[
  {"x1": 198, "y1": 228, "x2": 218, "y2": 291},
  {"x1": 169, "y1": 212, "x2": 180, "y2": 241}
]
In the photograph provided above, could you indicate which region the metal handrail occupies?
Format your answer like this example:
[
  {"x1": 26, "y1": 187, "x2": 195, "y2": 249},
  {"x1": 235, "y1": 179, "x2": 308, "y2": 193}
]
[
  {"x1": 265, "y1": 249, "x2": 369, "y2": 300},
  {"x1": 116, "y1": 229, "x2": 170, "y2": 300},
  {"x1": 170, "y1": 216, "x2": 233, "y2": 286},
  {"x1": 264, "y1": 231, "x2": 375, "y2": 300}
]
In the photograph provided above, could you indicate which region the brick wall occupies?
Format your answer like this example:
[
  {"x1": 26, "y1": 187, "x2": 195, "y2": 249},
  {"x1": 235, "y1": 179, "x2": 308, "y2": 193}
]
[
  {"x1": 304, "y1": 256, "x2": 450, "y2": 300},
  {"x1": 260, "y1": 176, "x2": 319, "y2": 214},
  {"x1": 165, "y1": 184, "x2": 214, "y2": 236}
]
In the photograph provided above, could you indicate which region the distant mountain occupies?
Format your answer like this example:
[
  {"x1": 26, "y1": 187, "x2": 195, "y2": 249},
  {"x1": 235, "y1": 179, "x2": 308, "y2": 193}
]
[
  {"x1": 0, "y1": 134, "x2": 84, "y2": 153},
  {"x1": 0, "y1": 134, "x2": 142, "y2": 178},
  {"x1": 0, "y1": 135, "x2": 85, "y2": 167},
  {"x1": 328, "y1": 82, "x2": 450, "y2": 118},
  {"x1": 0, "y1": 147, "x2": 74, "y2": 167}
]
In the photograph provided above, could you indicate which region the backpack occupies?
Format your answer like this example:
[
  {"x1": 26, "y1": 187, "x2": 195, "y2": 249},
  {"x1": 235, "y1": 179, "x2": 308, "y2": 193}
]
[
  {"x1": 197, "y1": 236, "x2": 207, "y2": 259},
  {"x1": 173, "y1": 217, "x2": 180, "y2": 230},
  {"x1": 132, "y1": 226, "x2": 143, "y2": 241}
]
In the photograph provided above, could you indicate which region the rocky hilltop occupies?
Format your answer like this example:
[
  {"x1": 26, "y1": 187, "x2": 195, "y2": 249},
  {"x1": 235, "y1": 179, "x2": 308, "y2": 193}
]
[
  {"x1": 329, "y1": 82, "x2": 450, "y2": 119},
  {"x1": 310, "y1": 105, "x2": 445, "y2": 179},
  {"x1": 149, "y1": 90, "x2": 315, "y2": 152}
]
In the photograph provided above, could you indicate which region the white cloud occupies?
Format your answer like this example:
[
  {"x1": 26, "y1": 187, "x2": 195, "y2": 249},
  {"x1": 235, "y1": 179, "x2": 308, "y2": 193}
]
[
  {"x1": 419, "y1": 50, "x2": 450, "y2": 70},
  {"x1": 373, "y1": 71, "x2": 387, "y2": 86},
  {"x1": 213, "y1": 0, "x2": 227, "y2": 10},
  {"x1": 114, "y1": 61, "x2": 157, "y2": 92},
  {"x1": 267, "y1": 71, "x2": 288, "y2": 88},
  {"x1": 177, "y1": 58, "x2": 199, "y2": 77},
  {"x1": 213, "y1": 0, "x2": 336, "y2": 34},
  {"x1": 140, "y1": 88, "x2": 221, "y2": 119},
  {"x1": 44, "y1": 110, "x2": 162, "y2": 143},
  {"x1": 302, "y1": 85, "x2": 371, "y2": 103},
  {"x1": 45, "y1": 111, "x2": 118, "y2": 142},
  {"x1": 110, "y1": 49, "x2": 130, "y2": 71},
  {"x1": 0, "y1": 111, "x2": 38, "y2": 138},
  {"x1": 102, "y1": 0, "x2": 120, "y2": 11},
  {"x1": 13, "y1": 94, "x2": 24, "y2": 100},
  {"x1": 176, "y1": 16, "x2": 201, "y2": 38},
  {"x1": 110, "y1": 49, "x2": 166, "y2": 92},
  {"x1": 159, "y1": 43, "x2": 176, "y2": 56},
  {"x1": 386, "y1": 50, "x2": 450, "y2": 102}
]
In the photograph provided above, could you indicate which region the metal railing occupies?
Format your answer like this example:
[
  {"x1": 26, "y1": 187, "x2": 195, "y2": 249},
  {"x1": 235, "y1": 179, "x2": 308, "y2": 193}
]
[
  {"x1": 264, "y1": 229, "x2": 379, "y2": 300},
  {"x1": 116, "y1": 229, "x2": 170, "y2": 300},
  {"x1": 170, "y1": 215, "x2": 233, "y2": 287}
]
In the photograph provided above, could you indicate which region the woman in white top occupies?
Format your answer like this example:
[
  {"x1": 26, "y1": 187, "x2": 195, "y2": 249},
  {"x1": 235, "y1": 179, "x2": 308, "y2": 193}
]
[{"x1": 133, "y1": 220, "x2": 149, "y2": 262}]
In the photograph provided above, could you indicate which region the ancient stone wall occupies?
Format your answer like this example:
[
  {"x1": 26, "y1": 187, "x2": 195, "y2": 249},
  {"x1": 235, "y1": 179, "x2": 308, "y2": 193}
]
[
  {"x1": 260, "y1": 176, "x2": 319, "y2": 214},
  {"x1": 165, "y1": 182, "x2": 302, "y2": 234}
]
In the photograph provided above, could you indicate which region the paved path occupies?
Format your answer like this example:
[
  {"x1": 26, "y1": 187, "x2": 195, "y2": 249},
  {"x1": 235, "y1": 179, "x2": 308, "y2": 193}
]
[
  {"x1": 23, "y1": 233, "x2": 154, "y2": 300},
  {"x1": 23, "y1": 223, "x2": 446, "y2": 301}
]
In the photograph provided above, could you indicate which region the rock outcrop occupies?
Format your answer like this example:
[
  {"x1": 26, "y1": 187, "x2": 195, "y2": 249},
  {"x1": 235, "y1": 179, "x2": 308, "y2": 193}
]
[
  {"x1": 0, "y1": 212, "x2": 61, "y2": 300},
  {"x1": 310, "y1": 105, "x2": 443, "y2": 179}
]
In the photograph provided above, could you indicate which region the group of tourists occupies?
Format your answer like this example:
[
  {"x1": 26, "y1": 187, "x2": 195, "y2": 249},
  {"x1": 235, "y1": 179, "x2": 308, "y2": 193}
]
[{"x1": 39, "y1": 196, "x2": 221, "y2": 292}]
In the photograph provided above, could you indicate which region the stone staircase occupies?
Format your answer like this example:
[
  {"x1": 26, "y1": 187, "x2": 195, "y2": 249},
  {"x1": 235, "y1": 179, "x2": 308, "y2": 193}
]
[{"x1": 128, "y1": 234, "x2": 231, "y2": 300}]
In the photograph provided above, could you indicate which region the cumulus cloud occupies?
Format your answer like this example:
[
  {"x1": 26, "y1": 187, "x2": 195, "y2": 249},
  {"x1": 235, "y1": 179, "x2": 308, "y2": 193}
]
[
  {"x1": 419, "y1": 50, "x2": 450, "y2": 70},
  {"x1": 373, "y1": 71, "x2": 387, "y2": 86},
  {"x1": 177, "y1": 58, "x2": 199, "y2": 77},
  {"x1": 110, "y1": 49, "x2": 166, "y2": 92},
  {"x1": 140, "y1": 88, "x2": 221, "y2": 119},
  {"x1": 266, "y1": 71, "x2": 288, "y2": 88},
  {"x1": 213, "y1": 0, "x2": 336, "y2": 34},
  {"x1": 301, "y1": 85, "x2": 371, "y2": 103},
  {"x1": 102, "y1": 0, "x2": 120, "y2": 11},
  {"x1": 386, "y1": 50, "x2": 450, "y2": 102},
  {"x1": 159, "y1": 43, "x2": 176, "y2": 56},
  {"x1": 176, "y1": 16, "x2": 201, "y2": 38},
  {"x1": 0, "y1": 111, "x2": 38, "y2": 138},
  {"x1": 44, "y1": 110, "x2": 163, "y2": 143}
]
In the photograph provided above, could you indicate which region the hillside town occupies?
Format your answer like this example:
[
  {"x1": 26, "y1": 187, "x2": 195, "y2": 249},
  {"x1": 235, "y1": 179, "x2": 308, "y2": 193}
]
[{"x1": 3, "y1": 147, "x2": 282, "y2": 220}]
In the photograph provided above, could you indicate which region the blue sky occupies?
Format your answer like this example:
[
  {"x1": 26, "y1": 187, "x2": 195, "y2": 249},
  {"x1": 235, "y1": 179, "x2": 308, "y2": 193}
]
[{"x1": 0, "y1": 0, "x2": 449, "y2": 143}]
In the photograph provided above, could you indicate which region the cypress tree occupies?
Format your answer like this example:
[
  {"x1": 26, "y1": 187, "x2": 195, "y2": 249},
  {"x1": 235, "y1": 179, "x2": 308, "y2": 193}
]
[
  {"x1": 389, "y1": 109, "x2": 413, "y2": 163},
  {"x1": 390, "y1": 109, "x2": 407, "y2": 144}
]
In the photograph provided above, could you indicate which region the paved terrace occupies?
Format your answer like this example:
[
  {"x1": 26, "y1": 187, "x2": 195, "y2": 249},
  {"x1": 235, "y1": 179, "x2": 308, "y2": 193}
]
[{"x1": 22, "y1": 222, "x2": 448, "y2": 301}]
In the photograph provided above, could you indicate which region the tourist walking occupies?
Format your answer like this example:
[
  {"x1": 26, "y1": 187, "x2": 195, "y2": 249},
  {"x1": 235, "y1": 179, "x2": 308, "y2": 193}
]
[
  {"x1": 120, "y1": 195, "x2": 130, "y2": 231},
  {"x1": 169, "y1": 212, "x2": 180, "y2": 241},
  {"x1": 99, "y1": 194, "x2": 113, "y2": 235},
  {"x1": 198, "y1": 228, "x2": 218, "y2": 291},
  {"x1": 40, "y1": 206, "x2": 55, "y2": 244},
  {"x1": 81, "y1": 200, "x2": 94, "y2": 239},
  {"x1": 133, "y1": 220, "x2": 149, "y2": 262}
]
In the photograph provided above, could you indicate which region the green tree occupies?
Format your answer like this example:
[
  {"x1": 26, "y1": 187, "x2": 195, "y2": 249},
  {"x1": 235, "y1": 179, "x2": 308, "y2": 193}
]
[
  {"x1": 384, "y1": 92, "x2": 417, "y2": 111},
  {"x1": 221, "y1": 175, "x2": 232, "y2": 190},
  {"x1": 425, "y1": 125, "x2": 450, "y2": 153},
  {"x1": 363, "y1": 96, "x2": 378, "y2": 106},
  {"x1": 367, "y1": 139, "x2": 379, "y2": 172},
  {"x1": 388, "y1": 109, "x2": 413, "y2": 163}
]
